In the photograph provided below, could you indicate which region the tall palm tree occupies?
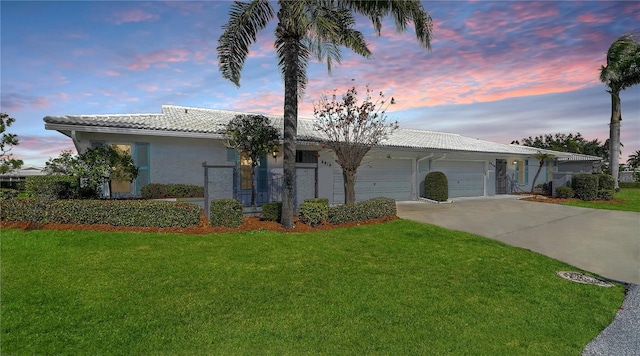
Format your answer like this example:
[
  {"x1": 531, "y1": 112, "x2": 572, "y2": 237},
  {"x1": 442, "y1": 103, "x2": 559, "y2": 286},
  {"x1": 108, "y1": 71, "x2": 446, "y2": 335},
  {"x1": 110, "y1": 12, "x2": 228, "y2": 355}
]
[
  {"x1": 218, "y1": 0, "x2": 433, "y2": 228},
  {"x1": 599, "y1": 33, "x2": 640, "y2": 191}
]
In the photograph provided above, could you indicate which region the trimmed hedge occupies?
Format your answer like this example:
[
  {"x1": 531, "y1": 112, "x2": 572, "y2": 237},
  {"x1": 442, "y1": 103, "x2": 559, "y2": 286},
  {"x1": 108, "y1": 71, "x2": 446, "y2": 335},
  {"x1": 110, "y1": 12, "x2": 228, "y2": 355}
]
[
  {"x1": 261, "y1": 202, "x2": 282, "y2": 222},
  {"x1": 0, "y1": 188, "x2": 19, "y2": 200},
  {"x1": 424, "y1": 171, "x2": 448, "y2": 202},
  {"x1": 210, "y1": 199, "x2": 243, "y2": 228},
  {"x1": 597, "y1": 190, "x2": 615, "y2": 201},
  {"x1": 1, "y1": 199, "x2": 201, "y2": 227},
  {"x1": 25, "y1": 175, "x2": 81, "y2": 199},
  {"x1": 596, "y1": 173, "x2": 616, "y2": 191},
  {"x1": 572, "y1": 174, "x2": 598, "y2": 201},
  {"x1": 141, "y1": 183, "x2": 204, "y2": 199},
  {"x1": 555, "y1": 186, "x2": 574, "y2": 198},
  {"x1": 328, "y1": 197, "x2": 396, "y2": 225},
  {"x1": 619, "y1": 182, "x2": 640, "y2": 189},
  {"x1": 299, "y1": 198, "x2": 329, "y2": 226}
]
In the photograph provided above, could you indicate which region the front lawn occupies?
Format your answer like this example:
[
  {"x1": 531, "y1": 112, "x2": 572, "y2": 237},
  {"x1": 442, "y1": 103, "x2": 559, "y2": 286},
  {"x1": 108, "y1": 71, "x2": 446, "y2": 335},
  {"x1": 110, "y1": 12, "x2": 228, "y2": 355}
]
[
  {"x1": 1, "y1": 220, "x2": 624, "y2": 355},
  {"x1": 562, "y1": 188, "x2": 640, "y2": 212}
]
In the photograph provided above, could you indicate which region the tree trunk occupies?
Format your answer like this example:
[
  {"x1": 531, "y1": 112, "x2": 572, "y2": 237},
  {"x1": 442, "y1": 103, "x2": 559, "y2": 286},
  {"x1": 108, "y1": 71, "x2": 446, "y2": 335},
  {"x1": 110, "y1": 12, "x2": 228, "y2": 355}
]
[
  {"x1": 250, "y1": 164, "x2": 257, "y2": 207},
  {"x1": 343, "y1": 169, "x2": 357, "y2": 205},
  {"x1": 609, "y1": 91, "x2": 621, "y2": 191},
  {"x1": 279, "y1": 17, "x2": 299, "y2": 229},
  {"x1": 530, "y1": 160, "x2": 544, "y2": 194}
]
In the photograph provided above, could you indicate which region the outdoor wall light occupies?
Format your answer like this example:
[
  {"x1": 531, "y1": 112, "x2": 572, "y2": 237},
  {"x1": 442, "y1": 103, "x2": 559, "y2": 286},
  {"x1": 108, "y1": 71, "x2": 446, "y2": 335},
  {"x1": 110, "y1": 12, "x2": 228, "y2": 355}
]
[
  {"x1": 271, "y1": 150, "x2": 279, "y2": 158},
  {"x1": 512, "y1": 160, "x2": 518, "y2": 165}
]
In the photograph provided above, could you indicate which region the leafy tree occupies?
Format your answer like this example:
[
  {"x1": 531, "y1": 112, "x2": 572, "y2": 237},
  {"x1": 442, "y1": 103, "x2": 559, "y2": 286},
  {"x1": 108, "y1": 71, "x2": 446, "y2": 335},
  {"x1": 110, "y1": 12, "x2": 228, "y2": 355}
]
[
  {"x1": 627, "y1": 150, "x2": 640, "y2": 170},
  {"x1": 225, "y1": 114, "x2": 280, "y2": 207},
  {"x1": 313, "y1": 85, "x2": 398, "y2": 204},
  {"x1": 530, "y1": 152, "x2": 555, "y2": 194},
  {"x1": 45, "y1": 146, "x2": 139, "y2": 198},
  {"x1": 511, "y1": 132, "x2": 607, "y2": 157},
  {"x1": 0, "y1": 113, "x2": 24, "y2": 174},
  {"x1": 599, "y1": 32, "x2": 640, "y2": 190},
  {"x1": 217, "y1": 0, "x2": 433, "y2": 228}
]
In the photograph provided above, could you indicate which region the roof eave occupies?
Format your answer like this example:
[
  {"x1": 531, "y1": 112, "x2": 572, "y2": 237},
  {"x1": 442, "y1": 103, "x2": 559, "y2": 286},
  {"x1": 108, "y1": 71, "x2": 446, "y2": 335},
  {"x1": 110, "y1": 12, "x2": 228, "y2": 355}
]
[{"x1": 44, "y1": 123, "x2": 224, "y2": 139}]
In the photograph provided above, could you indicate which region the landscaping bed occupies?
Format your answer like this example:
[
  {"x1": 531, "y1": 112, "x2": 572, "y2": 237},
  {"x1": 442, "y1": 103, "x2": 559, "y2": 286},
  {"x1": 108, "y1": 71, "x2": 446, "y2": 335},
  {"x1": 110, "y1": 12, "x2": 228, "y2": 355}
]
[{"x1": 1, "y1": 211, "x2": 397, "y2": 235}]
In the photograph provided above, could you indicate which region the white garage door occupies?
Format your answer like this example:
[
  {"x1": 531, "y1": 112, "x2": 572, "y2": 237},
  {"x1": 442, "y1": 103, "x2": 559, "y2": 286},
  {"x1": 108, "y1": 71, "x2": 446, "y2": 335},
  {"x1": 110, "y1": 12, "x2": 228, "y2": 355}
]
[
  {"x1": 431, "y1": 161, "x2": 485, "y2": 198},
  {"x1": 333, "y1": 159, "x2": 413, "y2": 203}
]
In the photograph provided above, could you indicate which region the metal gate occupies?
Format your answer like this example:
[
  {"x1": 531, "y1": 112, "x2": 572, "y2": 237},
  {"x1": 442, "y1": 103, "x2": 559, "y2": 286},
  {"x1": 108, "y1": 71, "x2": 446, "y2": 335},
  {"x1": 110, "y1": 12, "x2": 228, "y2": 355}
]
[{"x1": 495, "y1": 159, "x2": 507, "y2": 194}]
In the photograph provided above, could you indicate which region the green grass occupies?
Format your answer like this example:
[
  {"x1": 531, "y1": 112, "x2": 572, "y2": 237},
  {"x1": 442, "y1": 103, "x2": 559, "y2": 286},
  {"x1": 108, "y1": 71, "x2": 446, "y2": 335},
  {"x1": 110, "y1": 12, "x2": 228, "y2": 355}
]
[
  {"x1": 562, "y1": 188, "x2": 640, "y2": 212},
  {"x1": 1, "y1": 220, "x2": 624, "y2": 355}
]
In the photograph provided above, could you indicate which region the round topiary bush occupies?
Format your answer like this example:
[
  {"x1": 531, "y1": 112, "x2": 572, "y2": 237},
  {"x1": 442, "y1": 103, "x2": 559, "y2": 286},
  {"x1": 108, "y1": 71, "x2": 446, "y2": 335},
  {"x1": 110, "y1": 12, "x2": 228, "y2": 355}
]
[{"x1": 424, "y1": 171, "x2": 448, "y2": 202}]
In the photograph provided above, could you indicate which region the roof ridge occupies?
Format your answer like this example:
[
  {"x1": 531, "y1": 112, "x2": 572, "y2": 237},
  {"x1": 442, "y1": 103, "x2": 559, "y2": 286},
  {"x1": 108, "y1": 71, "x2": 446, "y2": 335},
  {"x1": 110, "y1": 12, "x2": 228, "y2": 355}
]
[
  {"x1": 162, "y1": 104, "x2": 282, "y2": 117},
  {"x1": 396, "y1": 127, "x2": 463, "y2": 136}
]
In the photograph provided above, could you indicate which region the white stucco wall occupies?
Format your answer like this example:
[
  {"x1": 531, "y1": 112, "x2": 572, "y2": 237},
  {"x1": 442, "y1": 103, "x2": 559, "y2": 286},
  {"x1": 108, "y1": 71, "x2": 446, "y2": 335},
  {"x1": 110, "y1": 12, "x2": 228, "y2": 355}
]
[{"x1": 75, "y1": 132, "x2": 227, "y2": 187}]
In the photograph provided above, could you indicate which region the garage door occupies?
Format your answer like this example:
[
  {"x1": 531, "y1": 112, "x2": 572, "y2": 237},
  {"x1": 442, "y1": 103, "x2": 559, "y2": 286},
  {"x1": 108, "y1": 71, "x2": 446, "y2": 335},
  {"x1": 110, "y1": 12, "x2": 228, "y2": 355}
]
[
  {"x1": 431, "y1": 160, "x2": 485, "y2": 198},
  {"x1": 333, "y1": 159, "x2": 413, "y2": 203}
]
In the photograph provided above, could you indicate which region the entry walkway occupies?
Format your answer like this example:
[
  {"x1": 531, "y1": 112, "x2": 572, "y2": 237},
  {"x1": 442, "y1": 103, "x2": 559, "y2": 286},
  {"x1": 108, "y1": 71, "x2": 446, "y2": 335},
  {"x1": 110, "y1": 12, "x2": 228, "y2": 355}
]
[{"x1": 396, "y1": 196, "x2": 639, "y2": 284}]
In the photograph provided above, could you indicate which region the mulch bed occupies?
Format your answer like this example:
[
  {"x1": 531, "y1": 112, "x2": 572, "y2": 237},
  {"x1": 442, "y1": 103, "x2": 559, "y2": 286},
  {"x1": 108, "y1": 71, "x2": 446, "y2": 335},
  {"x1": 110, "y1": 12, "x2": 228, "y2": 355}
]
[
  {"x1": 519, "y1": 194, "x2": 624, "y2": 205},
  {"x1": 1, "y1": 211, "x2": 398, "y2": 235}
]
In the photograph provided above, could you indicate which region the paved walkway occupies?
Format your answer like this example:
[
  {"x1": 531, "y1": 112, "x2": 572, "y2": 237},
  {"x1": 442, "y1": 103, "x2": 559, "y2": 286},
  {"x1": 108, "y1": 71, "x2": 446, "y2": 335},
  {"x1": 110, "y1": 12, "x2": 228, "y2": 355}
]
[{"x1": 396, "y1": 195, "x2": 639, "y2": 284}]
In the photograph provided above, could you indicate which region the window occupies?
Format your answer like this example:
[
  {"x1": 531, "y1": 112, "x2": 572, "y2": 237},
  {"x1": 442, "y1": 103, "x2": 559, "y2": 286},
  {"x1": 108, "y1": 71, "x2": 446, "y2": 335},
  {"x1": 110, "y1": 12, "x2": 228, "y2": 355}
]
[
  {"x1": 296, "y1": 150, "x2": 318, "y2": 163},
  {"x1": 240, "y1": 152, "x2": 253, "y2": 190},
  {"x1": 111, "y1": 144, "x2": 133, "y2": 194},
  {"x1": 515, "y1": 160, "x2": 529, "y2": 185}
]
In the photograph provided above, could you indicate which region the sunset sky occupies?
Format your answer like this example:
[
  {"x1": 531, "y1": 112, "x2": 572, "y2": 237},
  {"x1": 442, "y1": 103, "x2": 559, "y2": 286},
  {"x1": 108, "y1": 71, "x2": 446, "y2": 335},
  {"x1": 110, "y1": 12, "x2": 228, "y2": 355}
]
[{"x1": 2, "y1": 1, "x2": 639, "y2": 167}]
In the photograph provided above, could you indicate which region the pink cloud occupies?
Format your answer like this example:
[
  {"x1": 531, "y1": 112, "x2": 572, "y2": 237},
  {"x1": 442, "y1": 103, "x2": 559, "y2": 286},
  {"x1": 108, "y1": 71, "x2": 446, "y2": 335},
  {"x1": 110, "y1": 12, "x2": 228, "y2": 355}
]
[
  {"x1": 127, "y1": 48, "x2": 190, "y2": 71},
  {"x1": 110, "y1": 9, "x2": 159, "y2": 25},
  {"x1": 534, "y1": 26, "x2": 566, "y2": 38},
  {"x1": 13, "y1": 135, "x2": 77, "y2": 165},
  {"x1": 136, "y1": 83, "x2": 159, "y2": 92},
  {"x1": 508, "y1": 2, "x2": 560, "y2": 23},
  {"x1": 104, "y1": 70, "x2": 121, "y2": 77},
  {"x1": 577, "y1": 13, "x2": 614, "y2": 24}
]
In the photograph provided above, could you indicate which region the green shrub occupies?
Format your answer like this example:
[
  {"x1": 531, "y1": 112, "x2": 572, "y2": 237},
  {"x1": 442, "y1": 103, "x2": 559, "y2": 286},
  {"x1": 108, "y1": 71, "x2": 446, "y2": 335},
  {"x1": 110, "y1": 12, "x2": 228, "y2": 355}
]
[
  {"x1": 0, "y1": 188, "x2": 19, "y2": 200},
  {"x1": 141, "y1": 183, "x2": 166, "y2": 199},
  {"x1": 1, "y1": 199, "x2": 201, "y2": 227},
  {"x1": 261, "y1": 202, "x2": 282, "y2": 222},
  {"x1": 25, "y1": 175, "x2": 81, "y2": 199},
  {"x1": 596, "y1": 173, "x2": 615, "y2": 191},
  {"x1": 141, "y1": 184, "x2": 204, "y2": 199},
  {"x1": 597, "y1": 190, "x2": 615, "y2": 201},
  {"x1": 619, "y1": 182, "x2": 640, "y2": 189},
  {"x1": 167, "y1": 184, "x2": 204, "y2": 198},
  {"x1": 0, "y1": 198, "x2": 48, "y2": 222},
  {"x1": 361, "y1": 197, "x2": 397, "y2": 218},
  {"x1": 210, "y1": 199, "x2": 243, "y2": 228},
  {"x1": 328, "y1": 197, "x2": 396, "y2": 225},
  {"x1": 424, "y1": 171, "x2": 448, "y2": 202},
  {"x1": 535, "y1": 182, "x2": 550, "y2": 195},
  {"x1": 572, "y1": 174, "x2": 598, "y2": 201},
  {"x1": 299, "y1": 198, "x2": 329, "y2": 227},
  {"x1": 555, "y1": 186, "x2": 574, "y2": 198}
]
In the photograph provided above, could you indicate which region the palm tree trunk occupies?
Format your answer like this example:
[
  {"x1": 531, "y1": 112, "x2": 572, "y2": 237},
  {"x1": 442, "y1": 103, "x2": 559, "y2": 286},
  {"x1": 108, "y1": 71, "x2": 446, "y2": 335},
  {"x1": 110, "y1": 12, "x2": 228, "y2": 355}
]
[
  {"x1": 279, "y1": 20, "x2": 299, "y2": 229},
  {"x1": 343, "y1": 169, "x2": 357, "y2": 204},
  {"x1": 250, "y1": 164, "x2": 257, "y2": 207},
  {"x1": 609, "y1": 91, "x2": 621, "y2": 191},
  {"x1": 530, "y1": 160, "x2": 544, "y2": 194}
]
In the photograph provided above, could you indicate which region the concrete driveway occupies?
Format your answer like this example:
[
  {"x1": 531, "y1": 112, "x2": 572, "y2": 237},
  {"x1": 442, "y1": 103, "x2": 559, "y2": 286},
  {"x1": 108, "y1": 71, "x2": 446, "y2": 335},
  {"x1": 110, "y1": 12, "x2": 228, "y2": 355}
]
[{"x1": 396, "y1": 196, "x2": 640, "y2": 284}]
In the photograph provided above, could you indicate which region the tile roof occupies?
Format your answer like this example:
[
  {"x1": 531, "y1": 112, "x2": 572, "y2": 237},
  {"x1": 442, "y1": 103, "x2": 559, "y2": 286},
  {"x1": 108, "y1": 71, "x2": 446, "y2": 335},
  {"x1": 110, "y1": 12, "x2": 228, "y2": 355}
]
[{"x1": 44, "y1": 104, "x2": 601, "y2": 160}]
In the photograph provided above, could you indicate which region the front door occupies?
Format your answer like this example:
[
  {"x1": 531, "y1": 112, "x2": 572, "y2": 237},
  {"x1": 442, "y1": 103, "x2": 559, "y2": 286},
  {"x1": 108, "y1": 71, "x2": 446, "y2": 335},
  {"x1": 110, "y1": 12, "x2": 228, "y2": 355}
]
[{"x1": 495, "y1": 159, "x2": 507, "y2": 194}]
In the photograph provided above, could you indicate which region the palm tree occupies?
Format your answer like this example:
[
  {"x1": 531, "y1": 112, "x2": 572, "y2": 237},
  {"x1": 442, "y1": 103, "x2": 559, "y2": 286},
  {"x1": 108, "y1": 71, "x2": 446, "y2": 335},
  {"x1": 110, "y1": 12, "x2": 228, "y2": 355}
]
[
  {"x1": 217, "y1": 0, "x2": 433, "y2": 228},
  {"x1": 599, "y1": 33, "x2": 640, "y2": 191},
  {"x1": 627, "y1": 150, "x2": 640, "y2": 170},
  {"x1": 530, "y1": 152, "x2": 554, "y2": 194}
]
